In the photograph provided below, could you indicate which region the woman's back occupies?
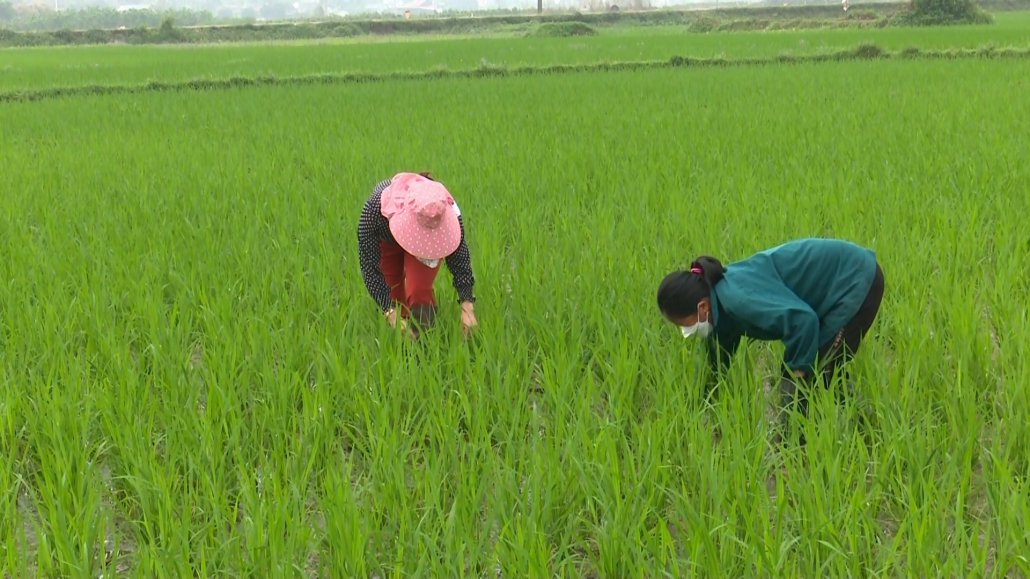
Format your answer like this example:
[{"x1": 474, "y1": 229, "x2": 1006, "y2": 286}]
[{"x1": 716, "y1": 238, "x2": 878, "y2": 342}]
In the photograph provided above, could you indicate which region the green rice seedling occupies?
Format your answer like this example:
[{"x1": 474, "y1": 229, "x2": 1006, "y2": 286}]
[
  {"x1": 21, "y1": 367, "x2": 112, "y2": 578},
  {"x1": 0, "y1": 373, "x2": 27, "y2": 576}
]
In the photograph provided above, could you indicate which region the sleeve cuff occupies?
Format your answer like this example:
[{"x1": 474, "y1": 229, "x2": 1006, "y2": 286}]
[{"x1": 786, "y1": 362, "x2": 815, "y2": 376}]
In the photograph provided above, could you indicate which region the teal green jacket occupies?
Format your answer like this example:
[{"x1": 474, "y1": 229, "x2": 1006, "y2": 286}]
[{"x1": 705, "y1": 238, "x2": 878, "y2": 375}]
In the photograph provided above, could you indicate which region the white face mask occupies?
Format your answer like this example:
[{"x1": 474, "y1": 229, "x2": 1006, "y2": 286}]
[
  {"x1": 417, "y1": 257, "x2": 440, "y2": 268},
  {"x1": 680, "y1": 308, "x2": 713, "y2": 339}
]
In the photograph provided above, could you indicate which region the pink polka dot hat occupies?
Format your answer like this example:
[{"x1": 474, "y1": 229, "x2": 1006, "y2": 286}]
[{"x1": 380, "y1": 172, "x2": 462, "y2": 260}]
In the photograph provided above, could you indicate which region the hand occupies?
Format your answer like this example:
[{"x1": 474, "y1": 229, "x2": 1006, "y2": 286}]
[
  {"x1": 385, "y1": 308, "x2": 417, "y2": 339},
  {"x1": 792, "y1": 369, "x2": 806, "y2": 378},
  {"x1": 460, "y1": 301, "x2": 478, "y2": 337}
]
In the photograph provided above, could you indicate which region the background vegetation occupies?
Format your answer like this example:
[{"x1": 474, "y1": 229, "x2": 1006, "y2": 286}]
[{"x1": 2, "y1": 0, "x2": 1026, "y2": 43}]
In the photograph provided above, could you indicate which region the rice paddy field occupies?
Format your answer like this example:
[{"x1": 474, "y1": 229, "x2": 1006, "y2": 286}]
[
  {"x1": 2, "y1": 10, "x2": 1030, "y2": 90},
  {"x1": 2, "y1": 14, "x2": 1030, "y2": 579}
]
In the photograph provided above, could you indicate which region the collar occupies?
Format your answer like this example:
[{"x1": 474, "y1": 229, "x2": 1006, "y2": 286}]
[{"x1": 708, "y1": 287, "x2": 721, "y2": 327}]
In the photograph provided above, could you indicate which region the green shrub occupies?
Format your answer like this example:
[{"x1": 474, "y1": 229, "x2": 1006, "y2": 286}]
[
  {"x1": 893, "y1": 0, "x2": 994, "y2": 25},
  {"x1": 899, "y1": 45, "x2": 922, "y2": 57},
  {"x1": 845, "y1": 8, "x2": 880, "y2": 20},
  {"x1": 717, "y1": 18, "x2": 770, "y2": 32},
  {"x1": 851, "y1": 42, "x2": 886, "y2": 58},
  {"x1": 328, "y1": 22, "x2": 361, "y2": 37},
  {"x1": 51, "y1": 28, "x2": 75, "y2": 44},
  {"x1": 84, "y1": 29, "x2": 109, "y2": 44},
  {"x1": 688, "y1": 15, "x2": 719, "y2": 33},
  {"x1": 125, "y1": 24, "x2": 152, "y2": 44},
  {"x1": 767, "y1": 18, "x2": 830, "y2": 30},
  {"x1": 528, "y1": 21, "x2": 597, "y2": 37},
  {"x1": 280, "y1": 23, "x2": 321, "y2": 40},
  {"x1": 157, "y1": 17, "x2": 186, "y2": 42}
]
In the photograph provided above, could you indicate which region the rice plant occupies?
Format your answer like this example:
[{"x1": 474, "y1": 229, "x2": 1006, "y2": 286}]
[{"x1": 1, "y1": 53, "x2": 1029, "y2": 577}]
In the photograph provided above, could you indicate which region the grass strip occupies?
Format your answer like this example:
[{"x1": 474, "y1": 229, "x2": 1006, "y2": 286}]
[{"x1": 2, "y1": 42, "x2": 1028, "y2": 104}]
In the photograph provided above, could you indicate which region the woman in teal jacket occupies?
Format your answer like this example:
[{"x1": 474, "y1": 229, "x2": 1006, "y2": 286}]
[{"x1": 657, "y1": 238, "x2": 885, "y2": 439}]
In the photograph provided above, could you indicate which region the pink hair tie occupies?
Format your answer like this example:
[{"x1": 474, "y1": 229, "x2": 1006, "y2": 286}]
[{"x1": 690, "y1": 267, "x2": 703, "y2": 274}]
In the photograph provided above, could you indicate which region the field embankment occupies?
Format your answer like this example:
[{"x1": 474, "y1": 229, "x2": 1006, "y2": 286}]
[{"x1": 2, "y1": 41, "x2": 1030, "y2": 103}]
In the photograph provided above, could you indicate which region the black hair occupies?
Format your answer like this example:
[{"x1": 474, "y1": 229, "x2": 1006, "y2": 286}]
[
  {"x1": 418, "y1": 171, "x2": 436, "y2": 182},
  {"x1": 656, "y1": 256, "x2": 726, "y2": 318}
]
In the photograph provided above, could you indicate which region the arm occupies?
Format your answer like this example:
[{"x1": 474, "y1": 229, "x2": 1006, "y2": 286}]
[
  {"x1": 357, "y1": 182, "x2": 394, "y2": 313},
  {"x1": 706, "y1": 331, "x2": 741, "y2": 375},
  {"x1": 728, "y1": 288, "x2": 820, "y2": 375},
  {"x1": 700, "y1": 332, "x2": 740, "y2": 399},
  {"x1": 444, "y1": 215, "x2": 476, "y2": 306}
]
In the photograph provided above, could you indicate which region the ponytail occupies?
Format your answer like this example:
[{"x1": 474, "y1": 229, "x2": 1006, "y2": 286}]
[
  {"x1": 690, "y1": 256, "x2": 726, "y2": 287},
  {"x1": 657, "y1": 255, "x2": 725, "y2": 318}
]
